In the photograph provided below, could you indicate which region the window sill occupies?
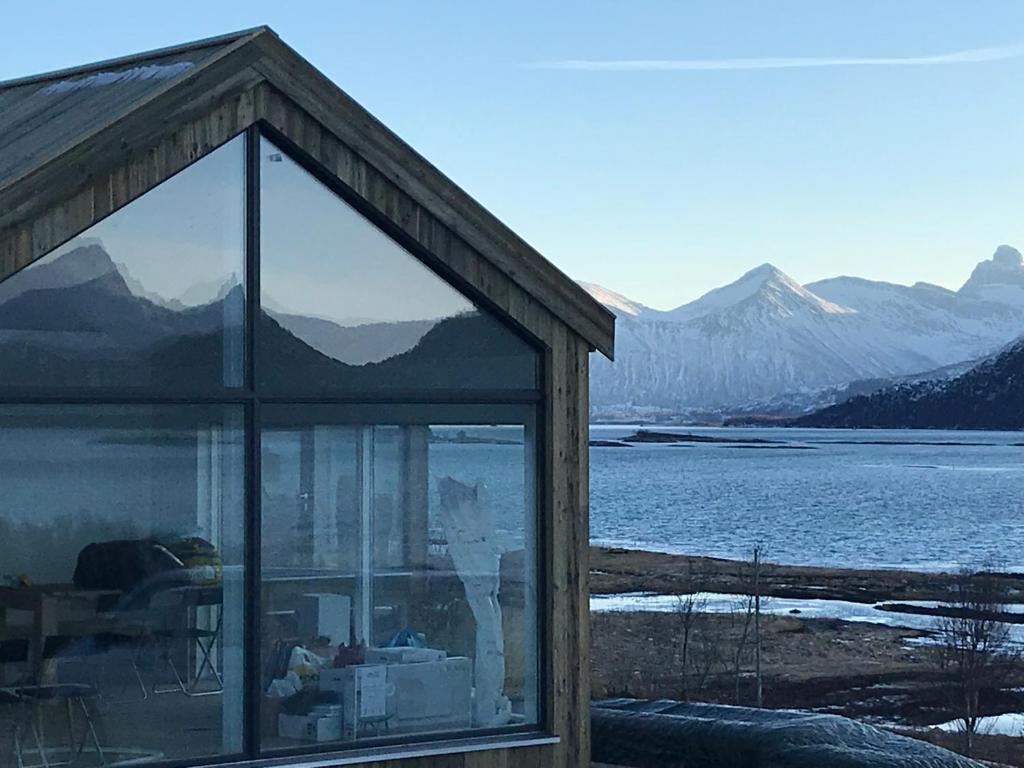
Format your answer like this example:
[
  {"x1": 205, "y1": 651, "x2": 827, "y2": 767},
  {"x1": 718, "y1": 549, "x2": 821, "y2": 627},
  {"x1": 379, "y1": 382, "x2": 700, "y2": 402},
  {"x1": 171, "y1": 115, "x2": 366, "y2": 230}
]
[{"x1": 255, "y1": 732, "x2": 561, "y2": 768}]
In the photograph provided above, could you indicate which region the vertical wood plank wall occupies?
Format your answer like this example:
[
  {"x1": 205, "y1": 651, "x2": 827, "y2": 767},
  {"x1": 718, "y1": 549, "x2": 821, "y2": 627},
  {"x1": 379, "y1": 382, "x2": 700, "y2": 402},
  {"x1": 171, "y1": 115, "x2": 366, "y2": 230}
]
[{"x1": 0, "y1": 82, "x2": 593, "y2": 768}]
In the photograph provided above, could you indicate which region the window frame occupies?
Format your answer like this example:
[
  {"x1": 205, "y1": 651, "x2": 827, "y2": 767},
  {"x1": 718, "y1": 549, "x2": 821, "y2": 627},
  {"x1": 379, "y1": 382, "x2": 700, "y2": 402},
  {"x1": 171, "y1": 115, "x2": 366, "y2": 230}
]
[{"x1": 0, "y1": 123, "x2": 550, "y2": 767}]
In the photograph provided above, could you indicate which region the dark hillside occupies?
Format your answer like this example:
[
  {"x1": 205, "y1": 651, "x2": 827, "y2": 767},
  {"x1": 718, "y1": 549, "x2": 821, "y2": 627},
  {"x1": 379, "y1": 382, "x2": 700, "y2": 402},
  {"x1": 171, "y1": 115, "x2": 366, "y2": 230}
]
[{"x1": 796, "y1": 337, "x2": 1024, "y2": 430}]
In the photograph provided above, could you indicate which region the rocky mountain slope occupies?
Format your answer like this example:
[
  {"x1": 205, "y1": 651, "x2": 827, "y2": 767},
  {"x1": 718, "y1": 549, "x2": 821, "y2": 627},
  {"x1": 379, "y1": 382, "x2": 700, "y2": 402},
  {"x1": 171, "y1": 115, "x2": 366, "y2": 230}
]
[
  {"x1": 795, "y1": 335, "x2": 1024, "y2": 430},
  {"x1": 585, "y1": 246, "x2": 1024, "y2": 414}
]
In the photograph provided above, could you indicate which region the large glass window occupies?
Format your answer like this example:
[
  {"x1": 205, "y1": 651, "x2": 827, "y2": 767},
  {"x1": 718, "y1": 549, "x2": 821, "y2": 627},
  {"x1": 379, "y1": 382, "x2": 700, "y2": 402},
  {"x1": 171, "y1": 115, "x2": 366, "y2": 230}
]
[
  {"x1": 0, "y1": 405, "x2": 245, "y2": 764},
  {"x1": 260, "y1": 406, "x2": 539, "y2": 748},
  {"x1": 0, "y1": 128, "x2": 542, "y2": 768},
  {"x1": 0, "y1": 137, "x2": 245, "y2": 392}
]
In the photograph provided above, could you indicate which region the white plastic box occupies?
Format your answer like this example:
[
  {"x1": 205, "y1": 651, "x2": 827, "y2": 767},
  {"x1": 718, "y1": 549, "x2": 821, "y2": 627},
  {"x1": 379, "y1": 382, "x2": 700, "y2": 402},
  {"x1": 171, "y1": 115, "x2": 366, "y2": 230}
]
[
  {"x1": 278, "y1": 713, "x2": 342, "y2": 742},
  {"x1": 319, "y1": 657, "x2": 472, "y2": 738}
]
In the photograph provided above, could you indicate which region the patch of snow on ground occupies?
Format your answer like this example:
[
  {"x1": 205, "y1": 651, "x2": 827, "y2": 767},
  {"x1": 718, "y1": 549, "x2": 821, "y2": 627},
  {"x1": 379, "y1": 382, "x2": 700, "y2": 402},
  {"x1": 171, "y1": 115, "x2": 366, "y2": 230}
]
[
  {"x1": 936, "y1": 711, "x2": 1024, "y2": 736},
  {"x1": 591, "y1": 592, "x2": 1024, "y2": 644}
]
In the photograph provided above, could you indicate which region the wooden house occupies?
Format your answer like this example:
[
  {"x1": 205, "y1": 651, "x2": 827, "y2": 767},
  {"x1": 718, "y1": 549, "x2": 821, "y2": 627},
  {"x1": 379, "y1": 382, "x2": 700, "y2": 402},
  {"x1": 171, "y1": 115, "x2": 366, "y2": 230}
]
[{"x1": 0, "y1": 27, "x2": 614, "y2": 768}]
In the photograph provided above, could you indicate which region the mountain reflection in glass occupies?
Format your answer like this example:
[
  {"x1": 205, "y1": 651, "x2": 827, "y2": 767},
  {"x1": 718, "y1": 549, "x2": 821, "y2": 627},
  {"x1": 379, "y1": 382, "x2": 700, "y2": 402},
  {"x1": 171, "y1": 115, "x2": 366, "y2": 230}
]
[
  {"x1": 0, "y1": 136, "x2": 245, "y2": 391},
  {"x1": 258, "y1": 138, "x2": 538, "y2": 395}
]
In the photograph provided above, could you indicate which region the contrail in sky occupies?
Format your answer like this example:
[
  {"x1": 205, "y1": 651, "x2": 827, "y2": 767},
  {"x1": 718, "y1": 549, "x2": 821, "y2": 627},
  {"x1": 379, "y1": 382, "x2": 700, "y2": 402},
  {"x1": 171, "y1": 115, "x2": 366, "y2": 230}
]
[{"x1": 529, "y1": 44, "x2": 1024, "y2": 72}]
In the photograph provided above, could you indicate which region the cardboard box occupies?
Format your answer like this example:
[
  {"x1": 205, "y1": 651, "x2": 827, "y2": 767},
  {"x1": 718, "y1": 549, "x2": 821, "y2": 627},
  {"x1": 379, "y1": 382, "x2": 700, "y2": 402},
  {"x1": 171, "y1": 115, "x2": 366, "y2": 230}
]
[{"x1": 278, "y1": 713, "x2": 342, "y2": 742}]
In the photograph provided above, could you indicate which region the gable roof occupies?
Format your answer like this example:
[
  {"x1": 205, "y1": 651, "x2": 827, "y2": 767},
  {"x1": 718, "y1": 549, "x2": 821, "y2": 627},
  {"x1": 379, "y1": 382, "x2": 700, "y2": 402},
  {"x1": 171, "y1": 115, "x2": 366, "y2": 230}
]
[
  {"x1": 0, "y1": 29, "x2": 260, "y2": 190},
  {"x1": 0, "y1": 27, "x2": 614, "y2": 358}
]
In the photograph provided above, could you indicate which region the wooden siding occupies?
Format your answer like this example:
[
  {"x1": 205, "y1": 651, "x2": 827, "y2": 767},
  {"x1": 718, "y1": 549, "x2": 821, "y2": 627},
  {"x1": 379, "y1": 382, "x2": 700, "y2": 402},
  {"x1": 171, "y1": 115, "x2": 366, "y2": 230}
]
[
  {"x1": 543, "y1": 326, "x2": 592, "y2": 768},
  {"x1": 0, "y1": 76, "x2": 594, "y2": 768}
]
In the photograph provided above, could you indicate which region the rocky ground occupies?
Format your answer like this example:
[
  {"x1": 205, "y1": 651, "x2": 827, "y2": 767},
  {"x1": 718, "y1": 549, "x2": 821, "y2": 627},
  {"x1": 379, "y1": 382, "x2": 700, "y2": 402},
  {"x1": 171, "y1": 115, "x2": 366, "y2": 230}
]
[{"x1": 589, "y1": 547, "x2": 1024, "y2": 766}]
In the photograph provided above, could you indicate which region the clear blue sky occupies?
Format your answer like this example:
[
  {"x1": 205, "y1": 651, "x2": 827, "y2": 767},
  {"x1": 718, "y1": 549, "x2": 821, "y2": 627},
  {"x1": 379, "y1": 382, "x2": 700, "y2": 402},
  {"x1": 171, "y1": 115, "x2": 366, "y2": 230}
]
[{"x1": 4, "y1": 1, "x2": 1024, "y2": 309}]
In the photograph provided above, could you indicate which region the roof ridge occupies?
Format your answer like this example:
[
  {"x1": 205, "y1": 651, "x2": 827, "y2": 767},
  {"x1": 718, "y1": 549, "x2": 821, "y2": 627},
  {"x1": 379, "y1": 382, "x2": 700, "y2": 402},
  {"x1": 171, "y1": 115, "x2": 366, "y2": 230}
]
[{"x1": 0, "y1": 26, "x2": 274, "y2": 92}]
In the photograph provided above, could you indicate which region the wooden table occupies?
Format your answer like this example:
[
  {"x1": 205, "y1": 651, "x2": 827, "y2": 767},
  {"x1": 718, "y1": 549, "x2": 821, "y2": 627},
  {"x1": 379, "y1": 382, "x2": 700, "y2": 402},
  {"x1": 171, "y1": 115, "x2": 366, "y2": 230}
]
[{"x1": 0, "y1": 584, "x2": 123, "y2": 680}]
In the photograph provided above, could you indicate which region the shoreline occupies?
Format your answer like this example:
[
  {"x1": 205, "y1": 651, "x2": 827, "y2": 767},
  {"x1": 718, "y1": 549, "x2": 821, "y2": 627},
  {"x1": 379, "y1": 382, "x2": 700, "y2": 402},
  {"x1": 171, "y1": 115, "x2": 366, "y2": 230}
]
[
  {"x1": 588, "y1": 546, "x2": 1024, "y2": 765},
  {"x1": 589, "y1": 545, "x2": 1024, "y2": 605},
  {"x1": 590, "y1": 420, "x2": 1024, "y2": 434}
]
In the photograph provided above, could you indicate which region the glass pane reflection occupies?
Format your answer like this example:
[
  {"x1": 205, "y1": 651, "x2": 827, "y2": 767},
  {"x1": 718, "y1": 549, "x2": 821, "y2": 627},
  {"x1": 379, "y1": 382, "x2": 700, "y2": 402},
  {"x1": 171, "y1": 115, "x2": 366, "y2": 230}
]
[
  {"x1": 0, "y1": 136, "x2": 245, "y2": 391},
  {"x1": 0, "y1": 405, "x2": 245, "y2": 765},
  {"x1": 260, "y1": 406, "x2": 539, "y2": 748},
  {"x1": 258, "y1": 138, "x2": 538, "y2": 394}
]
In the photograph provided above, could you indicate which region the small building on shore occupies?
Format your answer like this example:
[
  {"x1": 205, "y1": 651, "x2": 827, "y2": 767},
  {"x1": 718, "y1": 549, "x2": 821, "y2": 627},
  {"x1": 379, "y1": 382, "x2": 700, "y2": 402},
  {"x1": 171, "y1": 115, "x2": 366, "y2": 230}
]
[{"x1": 0, "y1": 27, "x2": 613, "y2": 768}]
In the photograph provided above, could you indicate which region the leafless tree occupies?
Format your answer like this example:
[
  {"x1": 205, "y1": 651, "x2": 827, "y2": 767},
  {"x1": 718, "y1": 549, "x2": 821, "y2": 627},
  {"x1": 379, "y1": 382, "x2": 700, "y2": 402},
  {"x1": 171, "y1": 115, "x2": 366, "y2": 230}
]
[
  {"x1": 729, "y1": 591, "x2": 756, "y2": 704},
  {"x1": 672, "y1": 562, "x2": 720, "y2": 699},
  {"x1": 752, "y1": 544, "x2": 764, "y2": 707},
  {"x1": 933, "y1": 568, "x2": 1019, "y2": 757},
  {"x1": 672, "y1": 547, "x2": 769, "y2": 706},
  {"x1": 728, "y1": 544, "x2": 767, "y2": 706}
]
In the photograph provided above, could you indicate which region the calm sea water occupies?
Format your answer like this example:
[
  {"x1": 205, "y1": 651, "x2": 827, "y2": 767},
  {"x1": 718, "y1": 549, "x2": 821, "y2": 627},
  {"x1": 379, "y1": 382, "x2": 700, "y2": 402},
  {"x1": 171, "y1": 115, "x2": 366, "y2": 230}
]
[
  {"x1": 589, "y1": 425, "x2": 1024, "y2": 572},
  {"x1": 3, "y1": 420, "x2": 1021, "y2": 576}
]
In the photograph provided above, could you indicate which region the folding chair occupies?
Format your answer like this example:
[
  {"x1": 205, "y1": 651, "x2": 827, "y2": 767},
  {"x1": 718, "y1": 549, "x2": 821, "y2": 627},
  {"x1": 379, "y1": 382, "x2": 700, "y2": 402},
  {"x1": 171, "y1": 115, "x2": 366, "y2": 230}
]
[
  {"x1": 152, "y1": 586, "x2": 223, "y2": 697},
  {"x1": 10, "y1": 634, "x2": 108, "y2": 768},
  {"x1": 1, "y1": 639, "x2": 29, "y2": 768}
]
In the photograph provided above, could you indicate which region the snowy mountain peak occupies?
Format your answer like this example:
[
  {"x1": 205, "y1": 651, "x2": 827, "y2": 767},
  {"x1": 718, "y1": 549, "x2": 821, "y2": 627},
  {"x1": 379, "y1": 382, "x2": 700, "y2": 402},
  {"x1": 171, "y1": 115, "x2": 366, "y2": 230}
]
[
  {"x1": 737, "y1": 262, "x2": 811, "y2": 294},
  {"x1": 744, "y1": 262, "x2": 787, "y2": 281},
  {"x1": 667, "y1": 262, "x2": 850, "y2": 322},
  {"x1": 579, "y1": 281, "x2": 649, "y2": 318},
  {"x1": 959, "y1": 244, "x2": 1024, "y2": 303},
  {"x1": 992, "y1": 244, "x2": 1023, "y2": 268}
]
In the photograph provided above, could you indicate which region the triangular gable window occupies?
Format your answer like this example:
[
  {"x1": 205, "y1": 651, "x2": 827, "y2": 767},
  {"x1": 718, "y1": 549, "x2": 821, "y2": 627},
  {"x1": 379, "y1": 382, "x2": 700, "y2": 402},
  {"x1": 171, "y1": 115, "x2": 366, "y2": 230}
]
[
  {"x1": 258, "y1": 137, "x2": 539, "y2": 396},
  {"x1": 0, "y1": 135, "x2": 246, "y2": 392}
]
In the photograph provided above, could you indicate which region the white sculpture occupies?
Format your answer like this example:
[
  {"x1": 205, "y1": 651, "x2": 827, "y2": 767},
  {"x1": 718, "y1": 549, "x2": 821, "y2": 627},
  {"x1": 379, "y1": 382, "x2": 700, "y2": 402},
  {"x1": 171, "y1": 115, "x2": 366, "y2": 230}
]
[{"x1": 438, "y1": 476, "x2": 512, "y2": 727}]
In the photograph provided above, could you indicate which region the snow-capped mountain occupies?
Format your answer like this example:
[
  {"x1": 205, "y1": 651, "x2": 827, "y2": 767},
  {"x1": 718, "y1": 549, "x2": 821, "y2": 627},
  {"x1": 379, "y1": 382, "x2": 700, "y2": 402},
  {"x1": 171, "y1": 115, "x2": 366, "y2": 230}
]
[
  {"x1": 576, "y1": 281, "x2": 654, "y2": 319},
  {"x1": 958, "y1": 244, "x2": 1024, "y2": 305},
  {"x1": 664, "y1": 263, "x2": 850, "y2": 323},
  {"x1": 585, "y1": 247, "x2": 1024, "y2": 413}
]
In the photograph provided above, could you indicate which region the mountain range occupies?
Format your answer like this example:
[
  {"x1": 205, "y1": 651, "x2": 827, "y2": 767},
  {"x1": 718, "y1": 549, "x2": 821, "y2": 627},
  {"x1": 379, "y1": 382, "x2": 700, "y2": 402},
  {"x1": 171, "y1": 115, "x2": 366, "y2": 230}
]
[
  {"x1": 582, "y1": 245, "x2": 1024, "y2": 418},
  {"x1": 5, "y1": 241, "x2": 1022, "y2": 425}
]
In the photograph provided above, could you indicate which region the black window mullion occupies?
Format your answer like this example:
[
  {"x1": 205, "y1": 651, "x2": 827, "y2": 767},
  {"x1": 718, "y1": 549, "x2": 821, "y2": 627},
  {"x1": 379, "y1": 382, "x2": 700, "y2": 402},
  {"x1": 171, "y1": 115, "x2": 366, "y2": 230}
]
[{"x1": 243, "y1": 124, "x2": 262, "y2": 760}]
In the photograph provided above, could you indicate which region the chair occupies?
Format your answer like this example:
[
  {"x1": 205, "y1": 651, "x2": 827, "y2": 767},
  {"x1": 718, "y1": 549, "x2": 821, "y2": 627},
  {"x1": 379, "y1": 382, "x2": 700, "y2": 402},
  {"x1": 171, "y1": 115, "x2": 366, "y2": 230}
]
[
  {"x1": 8, "y1": 634, "x2": 108, "y2": 767},
  {"x1": 151, "y1": 586, "x2": 223, "y2": 697},
  {"x1": 1, "y1": 639, "x2": 29, "y2": 768}
]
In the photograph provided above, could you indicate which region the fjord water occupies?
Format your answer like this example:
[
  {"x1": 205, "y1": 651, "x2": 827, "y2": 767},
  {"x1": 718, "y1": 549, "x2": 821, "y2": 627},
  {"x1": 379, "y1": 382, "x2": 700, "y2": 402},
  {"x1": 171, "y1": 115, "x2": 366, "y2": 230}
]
[{"x1": 590, "y1": 425, "x2": 1024, "y2": 571}]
